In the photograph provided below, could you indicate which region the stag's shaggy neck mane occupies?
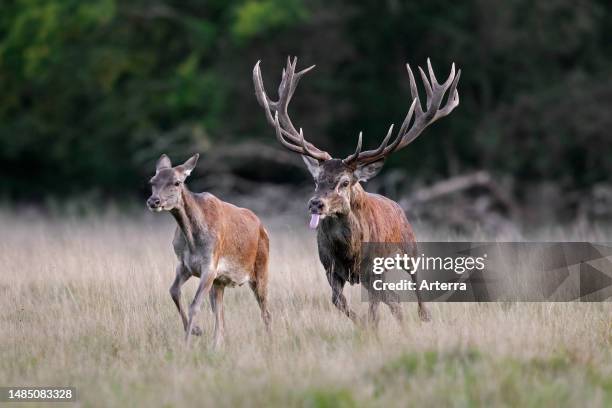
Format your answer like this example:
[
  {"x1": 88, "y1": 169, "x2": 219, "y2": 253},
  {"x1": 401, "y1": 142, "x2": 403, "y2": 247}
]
[
  {"x1": 349, "y1": 183, "x2": 369, "y2": 211},
  {"x1": 319, "y1": 183, "x2": 369, "y2": 246}
]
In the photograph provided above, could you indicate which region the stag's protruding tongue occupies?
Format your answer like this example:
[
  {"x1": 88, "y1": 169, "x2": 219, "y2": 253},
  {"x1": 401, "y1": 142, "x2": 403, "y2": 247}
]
[{"x1": 309, "y1": 214, "x2": 320, "y2": 229}]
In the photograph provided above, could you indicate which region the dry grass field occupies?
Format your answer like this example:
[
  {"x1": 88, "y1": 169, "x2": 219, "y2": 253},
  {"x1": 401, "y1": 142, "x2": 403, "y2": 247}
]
[{"x1": 1, "y1": 209, "x2": 611, "y2": 407}]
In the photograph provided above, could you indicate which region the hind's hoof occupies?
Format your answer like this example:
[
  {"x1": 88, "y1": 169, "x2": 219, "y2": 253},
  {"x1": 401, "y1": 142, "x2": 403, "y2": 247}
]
[{"x1": 191, "y1": 326, "x2": 203, "y2": 336}]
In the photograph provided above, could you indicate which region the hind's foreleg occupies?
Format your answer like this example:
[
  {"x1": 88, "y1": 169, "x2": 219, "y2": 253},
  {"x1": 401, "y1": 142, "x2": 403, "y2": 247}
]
[
  {"x1": 186, "y1": 262, "x2": 215, "y2": 345},
  {"x1": 170, "y1": 265, "x2": 202, "y2": 336}
]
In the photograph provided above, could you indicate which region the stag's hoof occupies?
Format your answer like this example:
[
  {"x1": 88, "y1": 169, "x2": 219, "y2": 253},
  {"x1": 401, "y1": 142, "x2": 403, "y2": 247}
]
[
  {"x1": 191, "y1": 325, "x2": 203, "y2": 336},
  {"x1": 353, "y1": 314, "x2": 369, "y2": 329},
  {"x1": 418, "y1": 307, "x2": 432, "y2": 322}
]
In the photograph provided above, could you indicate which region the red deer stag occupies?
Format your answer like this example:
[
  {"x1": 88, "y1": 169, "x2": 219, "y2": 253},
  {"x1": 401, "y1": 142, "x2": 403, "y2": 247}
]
[
  {"x1": 253, "y1": 57, "x2": 460, "y2": 327},
  {"x1": 147, "y1": 154, "x2": 271, "y2": 346}
]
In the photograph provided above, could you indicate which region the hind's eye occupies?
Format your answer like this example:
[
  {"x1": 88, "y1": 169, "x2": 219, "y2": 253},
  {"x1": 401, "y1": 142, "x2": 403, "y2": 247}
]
[{"x1": 174, "y1": 181, "x2": 181, "y2": 187}]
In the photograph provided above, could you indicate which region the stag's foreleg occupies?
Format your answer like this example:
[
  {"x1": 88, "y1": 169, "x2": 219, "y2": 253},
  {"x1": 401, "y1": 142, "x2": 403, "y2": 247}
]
[
  {"x1": 186, "y1": 261, "x2": 215, "y2": 345},
  {"x1": 382, "y1": 290, "x2": 404, "y2": 323},
  {"x1": 367, "y1": 298, "x2": 381, "y2": 329},
  {"x1": 326, "y1": 271, "x2": 360, "y2": 325},
  {"x1": 363, "y1": 279, "x2": 382, "y2": 329},
  {"x1": 408, "y1": 270, "x2": 431, "y2": 322},
  {"x1": 170, "y1": 265, "x2": 202, "y2": 336}
]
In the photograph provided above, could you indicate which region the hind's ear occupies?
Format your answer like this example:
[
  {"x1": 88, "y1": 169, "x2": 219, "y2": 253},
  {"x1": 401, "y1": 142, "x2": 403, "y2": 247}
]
[
  {"x1": 156, "y1": 154, "x2": 172, "y2": 172},
  {"x1": 353, "y1": 159, "x2": 384, "y2": 182},
  {"x1": 177, "y1": 153, "x2": 199, "y2": 177},
  {"x1": 302, "y1": 155, "x2": 321, "y2": 179}
]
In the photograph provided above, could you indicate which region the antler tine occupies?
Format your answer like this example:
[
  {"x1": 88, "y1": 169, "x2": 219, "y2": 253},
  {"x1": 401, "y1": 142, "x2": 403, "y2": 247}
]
[
  {"x1": 298, "y1": 127, "x2": 329, "y2": 161},
  {"x1": 406, "y1": 64, "x2": 423, "y2": 117},
  {"x1": 343, "y1": 131, "x2": 363, "y2": 163},
  {"x1": 273, "y1": 112, "x2": 306, "y2": 155},
  {"x1": 289, "y1": 64, "x2": 316, "y2": 101},
  {"x1": 371, "y1": 124, "x2": 398, "y2": 156},
  {"x1": 255, "y1": 60, "x2": 302, "y2": 142},
  {"x1": 253, "y1": 61, "x2": 276, "y2": 126},
  {"x1": 397, "y1": 59, "x2": 460, "y2": 147},
  {"x1": 344, "y1": 124, "x2": 396, "y2": 165},
  {"x1": 418, "y1": 66, "x2": 433, "y2": 108},
  {"x1": 273, "y1": 114, "x2": 328, "y2": 161},
  {"x1": 397, "y1": 98, "x2": 418, "y2": 139},
  {"x1": 443, "y1": 62, "x2": 456, "y2": 88},
  {"x1": 343, "y1": 59, "x2": 460, "y2": 166},
  {"x1": 253, "y1": 57, "x2": 331, "y2": 162},
  {"x1": 436, "y1": 68, "x2": 461, "y2": 118},
  {"x1": 276, "y1": 57, "x2": 307, "y2": 140},
  {"x1": 426, "y1": 58, "x2": 438, "y2": 86},
  {"x1": 278, "y1": 58, "x2": 294, "y2": 108},
  {"x1": 282, "y1": 57, "x2": 316, "y2": 107}
]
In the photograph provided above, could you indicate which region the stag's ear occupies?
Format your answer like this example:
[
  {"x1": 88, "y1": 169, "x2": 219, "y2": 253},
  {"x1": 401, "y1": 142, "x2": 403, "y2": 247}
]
[
  {"x1": 156, "y1": 154, "x2": 172, "y2": 172},
  {"x1": 353, "y1": 159, "x2": 385, "y2": 182},
  {"x1": 177, "y1": 153, "x2": 199, "y2": 177},
  {"x1": 302, "y1": 155, "x2": 321, "y2": 179}
]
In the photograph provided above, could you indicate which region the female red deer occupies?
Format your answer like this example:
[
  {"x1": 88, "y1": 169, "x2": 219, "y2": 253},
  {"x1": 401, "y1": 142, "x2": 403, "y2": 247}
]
[
  {"x1": 253, "y1": 57, "x2": 460, "y2": 327},
  {"x1": 147, "y1": 154, "x2": 271, "y2": 346}
]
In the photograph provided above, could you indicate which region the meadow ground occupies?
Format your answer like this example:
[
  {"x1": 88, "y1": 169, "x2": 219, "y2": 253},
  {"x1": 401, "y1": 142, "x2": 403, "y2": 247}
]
[{"x1": 0, "y1": 209, "x2": 611, "y2": 407}]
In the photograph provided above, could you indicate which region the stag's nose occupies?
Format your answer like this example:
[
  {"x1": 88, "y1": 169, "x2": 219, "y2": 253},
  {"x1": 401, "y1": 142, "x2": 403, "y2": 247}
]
[
  {"x1": 147, "y1": 196, "x2": 161, "y2": 209},
  {"x1": 308, "y1": 197, "x2": 325, "y2": 214}
]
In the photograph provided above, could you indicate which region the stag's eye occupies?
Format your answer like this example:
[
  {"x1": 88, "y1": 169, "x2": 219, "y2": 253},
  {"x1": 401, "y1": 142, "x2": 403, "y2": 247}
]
[
  {"x1": 341, "y1": 180, "x2": 350, "y2": 188},
  {"x1": 174, "y1": 181, "x2": 181, "y2": 187}
]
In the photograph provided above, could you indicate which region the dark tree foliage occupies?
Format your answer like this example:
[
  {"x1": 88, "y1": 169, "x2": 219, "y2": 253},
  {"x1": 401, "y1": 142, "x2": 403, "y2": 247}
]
[{"x1": 1, "y1": 0, "x2": 610, "y2": 200}]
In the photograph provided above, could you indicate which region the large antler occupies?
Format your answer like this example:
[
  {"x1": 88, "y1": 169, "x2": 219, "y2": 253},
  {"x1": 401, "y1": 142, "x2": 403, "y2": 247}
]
[
  {"x1": 343, "y1": 59, "x2": 461, "y2": 167},
  {"x1": 253, "y1": 57, "x2": 331, "y2": 161}
]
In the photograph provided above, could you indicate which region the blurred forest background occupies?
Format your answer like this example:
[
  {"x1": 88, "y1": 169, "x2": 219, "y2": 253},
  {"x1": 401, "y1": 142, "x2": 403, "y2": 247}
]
[{"x1": 1, "y1": 0, "x2": 611, "y2": 231}]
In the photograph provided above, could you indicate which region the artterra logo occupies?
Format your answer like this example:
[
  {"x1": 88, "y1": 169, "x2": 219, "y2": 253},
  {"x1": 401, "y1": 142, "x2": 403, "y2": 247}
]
[{"x1": 360, "y1": 242, "x2": 612, "y2": 302}]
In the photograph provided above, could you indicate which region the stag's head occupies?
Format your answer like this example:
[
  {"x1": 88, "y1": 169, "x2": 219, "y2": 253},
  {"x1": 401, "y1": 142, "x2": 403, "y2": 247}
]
[
  {"x1": 147, "y1": 154, "x2": 199, "y2": 212},
  {"x1": 253, "y1": 57, "x2": 461, "y2": 228},
  {"x1": 301, "y1": 158, "x2": 384, "y2": 225}
]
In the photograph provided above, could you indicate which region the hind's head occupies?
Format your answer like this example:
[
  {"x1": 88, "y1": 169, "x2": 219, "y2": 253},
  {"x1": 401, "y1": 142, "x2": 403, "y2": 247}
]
[{"x1": 146, "y1": 154, "x2": 199, "y2": 212}]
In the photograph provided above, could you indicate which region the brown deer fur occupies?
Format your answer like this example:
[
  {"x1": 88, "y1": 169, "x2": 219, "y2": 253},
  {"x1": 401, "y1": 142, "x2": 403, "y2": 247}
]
[
  {"x1": 147, "y1": 154, "x2": 270, "y2": 347},
  {"x1": 305, "y1": 158, "x2": 427, "y2": 326},
  {"x1": 253, "y1": 57, "x2": 460, "y2": 326}
]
